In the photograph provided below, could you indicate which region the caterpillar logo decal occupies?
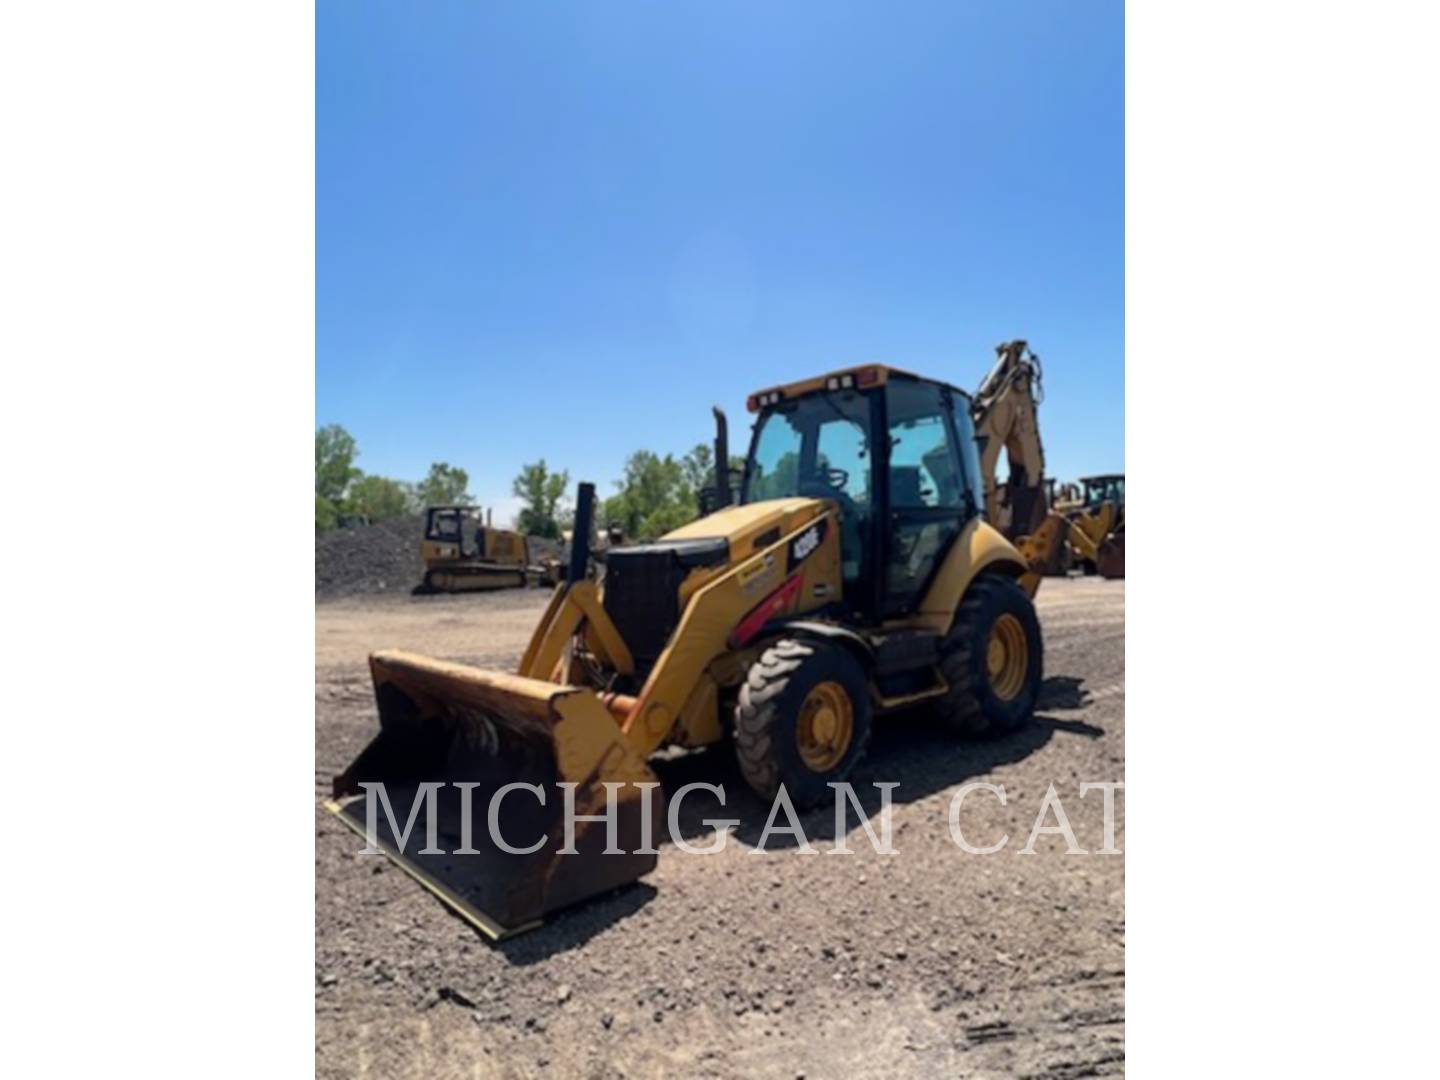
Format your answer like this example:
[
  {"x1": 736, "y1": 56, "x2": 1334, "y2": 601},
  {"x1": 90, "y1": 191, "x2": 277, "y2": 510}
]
[
  {"x1": 738, "y1": 552, "x2": 778, "y2": 593},
  {"x1": 788, "y1": 518, "x2": 828, "y2": 570}
]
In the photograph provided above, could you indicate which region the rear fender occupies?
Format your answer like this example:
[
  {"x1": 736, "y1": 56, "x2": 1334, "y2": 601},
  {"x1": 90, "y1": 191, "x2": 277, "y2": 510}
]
[{"x1": 914, "y1": 517, "x2": 1030, "y2": 632}]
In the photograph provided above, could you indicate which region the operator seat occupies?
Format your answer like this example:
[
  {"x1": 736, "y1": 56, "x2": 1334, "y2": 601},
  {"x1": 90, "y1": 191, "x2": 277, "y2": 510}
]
[{"x1": 890, "y1": 466, "x2": 926, "y2": 508}]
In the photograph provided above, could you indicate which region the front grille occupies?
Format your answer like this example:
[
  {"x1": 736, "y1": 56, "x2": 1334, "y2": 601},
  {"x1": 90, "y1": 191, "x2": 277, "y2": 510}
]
[
  {"x1": 602, "y1": 550, "x2": 686, "y2": 672},
  {"x1": 601, "y1": 538, "x2": 729, "y2": 675}
]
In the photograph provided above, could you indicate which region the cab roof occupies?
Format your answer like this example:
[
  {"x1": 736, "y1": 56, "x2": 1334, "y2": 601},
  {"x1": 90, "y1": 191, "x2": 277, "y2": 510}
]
[{"x1": 746, "y1": 364, "x2": 969, "y2": 411}]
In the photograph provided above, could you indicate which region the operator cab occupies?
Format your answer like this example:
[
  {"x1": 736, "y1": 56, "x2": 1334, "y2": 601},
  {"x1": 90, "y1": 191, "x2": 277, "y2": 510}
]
[
  {"x1": 740, "y1": 366, "x2": 986, "y2": 622},
  {"x1": 1079, "y1": 474, "x2": 1125, "y2": 512},
  {"x1": 424, "y1": 506, "x2": 483, "y2": 558}
]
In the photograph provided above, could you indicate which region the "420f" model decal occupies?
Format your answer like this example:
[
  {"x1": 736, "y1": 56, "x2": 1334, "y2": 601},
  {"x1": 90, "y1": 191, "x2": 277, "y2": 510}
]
[{"x1": 787, "y1": 517, "x2": 828, "y2": 571}]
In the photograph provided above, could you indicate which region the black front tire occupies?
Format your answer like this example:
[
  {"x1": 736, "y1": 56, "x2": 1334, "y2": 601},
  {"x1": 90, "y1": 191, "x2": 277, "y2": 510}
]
[
  {"x1": 734, "y1": 639, "x2": 872, "y2": 808},
  {"x1": 932, "y1": 574, "x2": 1043, "y2": 737}
]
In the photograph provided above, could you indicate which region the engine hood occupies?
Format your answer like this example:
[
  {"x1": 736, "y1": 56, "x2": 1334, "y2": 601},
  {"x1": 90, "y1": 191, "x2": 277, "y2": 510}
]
[{"x1": 660, "y1": 497, "x2": 830, "y2": 560}]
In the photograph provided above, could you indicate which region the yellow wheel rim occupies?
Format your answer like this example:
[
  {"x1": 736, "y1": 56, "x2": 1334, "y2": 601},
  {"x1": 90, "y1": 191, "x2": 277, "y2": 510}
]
[
  {"x1": 796, "y1": 680, "x2": 854, "y2": 772},
  {"x1": 986, "y1": 613, "x2": 1029, "y2": 702}
]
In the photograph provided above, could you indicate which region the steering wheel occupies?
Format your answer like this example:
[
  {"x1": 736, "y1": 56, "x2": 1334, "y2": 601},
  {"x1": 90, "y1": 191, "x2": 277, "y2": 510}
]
[{"x1": 822, "y1": 466, "x2": 849, "y2": 490}]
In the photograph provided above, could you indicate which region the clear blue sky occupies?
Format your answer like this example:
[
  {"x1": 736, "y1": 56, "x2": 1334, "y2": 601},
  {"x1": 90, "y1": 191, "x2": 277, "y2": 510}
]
[{"x1": 318, "y1": 1, "x2": 1123, "y2": 525}]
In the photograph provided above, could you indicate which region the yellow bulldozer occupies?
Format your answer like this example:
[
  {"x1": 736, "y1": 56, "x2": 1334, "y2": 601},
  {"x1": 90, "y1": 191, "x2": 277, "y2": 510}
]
[
  {"x1": 329, "y1": 363, "x2": 1049, "y2": 937},
  {"x1": 413, "y1": 506, "x2": 532, "y2": 594}
]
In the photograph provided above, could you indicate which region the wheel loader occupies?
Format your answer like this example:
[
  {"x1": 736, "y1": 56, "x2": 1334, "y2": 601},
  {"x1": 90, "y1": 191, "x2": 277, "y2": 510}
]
[
  {"x1": 413, "y1": 506, "x2": 532, "y2": 593},
  {"x1": 329, "y1": 364, "x2": 1047, "y2": 938},
  {"x1": 1055, "y1": 474, "x2": 1125, "y2": 579}
]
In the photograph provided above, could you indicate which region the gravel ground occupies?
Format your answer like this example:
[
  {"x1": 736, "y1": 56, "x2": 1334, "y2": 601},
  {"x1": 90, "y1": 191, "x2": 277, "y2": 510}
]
[{"x1": 315, "y1": 577, "x2": 1124, "y2": 1077}]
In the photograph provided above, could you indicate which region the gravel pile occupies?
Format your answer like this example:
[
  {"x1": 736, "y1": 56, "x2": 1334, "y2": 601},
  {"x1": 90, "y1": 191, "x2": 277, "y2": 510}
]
[
  {"x1": 315, "y1": 517, "x2": 567, "y2": 598},
  {"x1": 315, "y1": 515, "x2": 425, "y2": 597}
]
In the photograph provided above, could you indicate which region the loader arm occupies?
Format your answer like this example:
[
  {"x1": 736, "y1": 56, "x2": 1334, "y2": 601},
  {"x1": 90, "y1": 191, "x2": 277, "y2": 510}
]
[
  {"x1": 1068, "y1": 501, "x2": 1117, "y2": 562},
  {"x1": 513, "y1": 507, "x2": 842, "y2": 758},
  {"x1": 518, "y1": 579, "x2": 635, "y2": 683},
  {"x1": 620, "y1": 510, "x2": 841, "y2": 757}
]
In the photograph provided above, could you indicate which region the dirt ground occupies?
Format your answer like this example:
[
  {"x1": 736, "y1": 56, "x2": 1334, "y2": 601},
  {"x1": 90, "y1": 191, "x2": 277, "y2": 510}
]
[{"x1": 315, "y1": 577, "x2": 1124, "y2": 1078}]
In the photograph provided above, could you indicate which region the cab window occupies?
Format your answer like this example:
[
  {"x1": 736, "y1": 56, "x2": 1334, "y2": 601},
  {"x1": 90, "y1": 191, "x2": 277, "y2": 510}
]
[
  {"x1": 427, "y1": 511, "x2": 462, "y2": 541},
  {"x1": 745, "y1": 392, "x2": 871, "y2": 507},
  {"x1": 743, "y1": 391, "x2": 874, "y2": 604}
]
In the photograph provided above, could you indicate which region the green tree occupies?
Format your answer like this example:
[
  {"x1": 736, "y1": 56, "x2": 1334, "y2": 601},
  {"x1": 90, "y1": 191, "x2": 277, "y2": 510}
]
[
  {"x1": 681, "y1": 443, "x2": 713, "y2": 496},
  {"x1": 682, "y1": 442, "x2": 746, "y2": 506},
  {"x1": 513, "y1": 459, "x2": 570, "y2": 538},
  {"x1": 315, "y1": 424, "x2": 361, "y2": 529},
  {"x1": 346, "y1": 474, "x2": 411, "y2": 522},
  {"x1": 315, "y1": 493, "x2": 339, "y2": 532},
  {"x1": 605, "y1": 450, "x2": 697, "y2": 540},
  {"x1": 415, "y1": 462, "x2": 472, "y2": 507},
  {"x1": 315, "y1": 424, "x2": 360, "y2": 504}
]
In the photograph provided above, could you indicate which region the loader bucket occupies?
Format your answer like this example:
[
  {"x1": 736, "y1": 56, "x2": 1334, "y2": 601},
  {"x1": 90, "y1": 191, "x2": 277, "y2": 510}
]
[
  {"x1": 1097, "y1": 529, "x2": 1125, "y2": 579},
  {"x1": 325, "y1": 650, "x2": 663, "y2": 939}
]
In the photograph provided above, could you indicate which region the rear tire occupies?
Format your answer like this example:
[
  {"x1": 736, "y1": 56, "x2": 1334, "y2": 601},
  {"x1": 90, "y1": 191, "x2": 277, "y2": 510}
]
[
  {"x1": 734, "y1": 639, "x2": 872, "y2": 809},
  {"x1": 932, "y1": 575, "x2": 1043, "y2": 737}
]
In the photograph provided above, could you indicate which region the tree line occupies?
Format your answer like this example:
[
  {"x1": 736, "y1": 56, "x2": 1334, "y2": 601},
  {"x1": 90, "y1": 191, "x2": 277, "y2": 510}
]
[
  {"x1": 508, "y1": 445, "x2": 744, "y2": 541},
  {"x1": 316, "y1": 423, "x2": 743, "y2": 540},
  {"x1": 315, "y1": 424, "x2": 472, "y2": 530}
]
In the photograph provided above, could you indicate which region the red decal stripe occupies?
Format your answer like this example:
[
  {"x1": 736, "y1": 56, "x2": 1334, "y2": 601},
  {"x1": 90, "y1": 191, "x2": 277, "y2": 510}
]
[{"x1": 729, "y1": 573, "x2": 804, "y2": 649}]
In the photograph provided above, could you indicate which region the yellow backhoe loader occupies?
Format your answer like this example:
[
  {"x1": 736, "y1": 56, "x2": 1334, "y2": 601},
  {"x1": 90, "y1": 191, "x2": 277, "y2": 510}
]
[
  {"x1": 329, "y1": 364, "x2": 1046, "y2": 937},
  {"x1": 970, "y1": 340, "x2": 1071, "y2": 579},
  {"x1": 1055, "y1": 474, "x2": 1125, "y2": 579},
  {"x1": 413, "y1": 506, "x2": 532, "y2": 594}
]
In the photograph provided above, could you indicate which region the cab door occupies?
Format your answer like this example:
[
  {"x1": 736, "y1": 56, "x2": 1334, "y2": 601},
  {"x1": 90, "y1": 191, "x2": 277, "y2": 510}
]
[{"x1": 881, "y1": 379, "x2": 974, "y2": 617}]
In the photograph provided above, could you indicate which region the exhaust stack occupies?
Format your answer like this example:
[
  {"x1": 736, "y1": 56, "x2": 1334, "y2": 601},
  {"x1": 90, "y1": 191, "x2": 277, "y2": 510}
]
[
  {"x1": 712, "y1": 406, "x2": 732, "y2": 508},
  {"x1": 570, "y1": 481, "x2": 595, "y2": 583}
]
